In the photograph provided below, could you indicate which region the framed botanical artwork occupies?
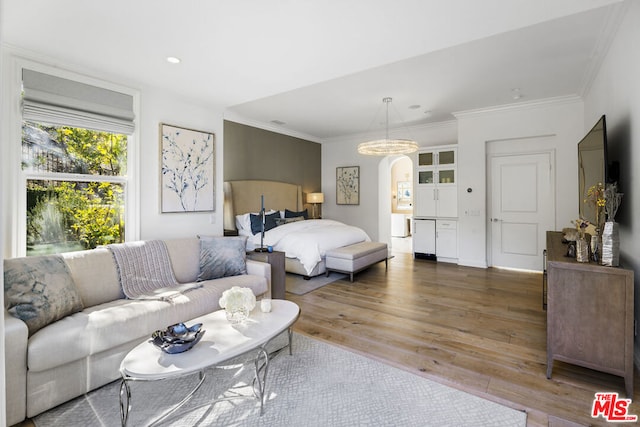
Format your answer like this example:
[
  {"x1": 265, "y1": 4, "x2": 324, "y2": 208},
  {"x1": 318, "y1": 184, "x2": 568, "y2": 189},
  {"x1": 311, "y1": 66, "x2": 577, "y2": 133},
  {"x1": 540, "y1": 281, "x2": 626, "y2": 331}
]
[
  {"x1": 336, "y1": 166, "x2": 360, "y2": 205},
  {"x1": 160, "y1": 123, "x2": 215, "y2": 213}
]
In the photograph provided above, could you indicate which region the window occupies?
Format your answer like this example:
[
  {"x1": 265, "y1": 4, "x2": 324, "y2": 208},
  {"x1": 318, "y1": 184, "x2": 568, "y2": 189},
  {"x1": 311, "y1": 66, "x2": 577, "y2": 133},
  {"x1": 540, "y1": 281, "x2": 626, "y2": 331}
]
[
  {"x1": 23, "y1": 123, "x2": 128, "y2": 255},
  {"x1": 19, "y1": 68, "x2": 136, "y2": 256}
]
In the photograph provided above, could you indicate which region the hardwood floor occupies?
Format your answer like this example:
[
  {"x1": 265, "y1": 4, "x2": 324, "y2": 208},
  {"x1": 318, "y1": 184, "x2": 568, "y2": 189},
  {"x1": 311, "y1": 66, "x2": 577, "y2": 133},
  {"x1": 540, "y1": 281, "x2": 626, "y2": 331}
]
[
  {"x1": 13, "y1": 252, "x2": 637, "y2": 426},
  {"x1": 287, "y1": 252, "x2": 640, "y2": 427}
]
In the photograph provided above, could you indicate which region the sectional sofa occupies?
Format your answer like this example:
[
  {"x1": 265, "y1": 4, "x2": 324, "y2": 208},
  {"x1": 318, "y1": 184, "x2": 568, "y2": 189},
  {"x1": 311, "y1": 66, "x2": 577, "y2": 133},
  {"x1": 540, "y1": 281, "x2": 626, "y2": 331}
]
[{"x1": 3, "y1": 236, "x2": 270, "y2": 425}]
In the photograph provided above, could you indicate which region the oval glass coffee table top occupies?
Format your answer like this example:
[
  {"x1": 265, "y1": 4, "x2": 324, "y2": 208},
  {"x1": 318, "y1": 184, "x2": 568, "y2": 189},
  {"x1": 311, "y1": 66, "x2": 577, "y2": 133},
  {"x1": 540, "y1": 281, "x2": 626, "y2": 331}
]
[{"x1": 120, "y1": 299, "x2": 300, "y2": 380}]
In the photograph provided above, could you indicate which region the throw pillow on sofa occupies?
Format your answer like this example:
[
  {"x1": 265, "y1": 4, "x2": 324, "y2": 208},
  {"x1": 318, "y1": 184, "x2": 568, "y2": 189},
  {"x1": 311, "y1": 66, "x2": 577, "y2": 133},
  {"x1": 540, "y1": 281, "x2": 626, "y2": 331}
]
[
  {"x1": 4, "y1": 255, "x2": 84, "y2": 335},
  {"x1": 198, "y1": 235, "x2": 248, "y2": 281}
]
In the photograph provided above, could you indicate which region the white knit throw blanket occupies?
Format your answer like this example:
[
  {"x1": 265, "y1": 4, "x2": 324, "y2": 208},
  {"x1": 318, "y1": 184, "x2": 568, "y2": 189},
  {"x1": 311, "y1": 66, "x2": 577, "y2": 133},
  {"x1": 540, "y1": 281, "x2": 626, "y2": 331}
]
[{"x1": 107, "y1": 240, "x2": 182, "y2": 300}]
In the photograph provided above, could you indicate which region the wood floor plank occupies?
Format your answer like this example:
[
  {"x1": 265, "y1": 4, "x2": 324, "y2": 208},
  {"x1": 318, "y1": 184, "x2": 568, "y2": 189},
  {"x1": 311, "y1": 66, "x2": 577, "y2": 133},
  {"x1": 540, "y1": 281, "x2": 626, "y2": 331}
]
[{"x1": 288, "y1": 252, "x2": 640, "y2": 427}]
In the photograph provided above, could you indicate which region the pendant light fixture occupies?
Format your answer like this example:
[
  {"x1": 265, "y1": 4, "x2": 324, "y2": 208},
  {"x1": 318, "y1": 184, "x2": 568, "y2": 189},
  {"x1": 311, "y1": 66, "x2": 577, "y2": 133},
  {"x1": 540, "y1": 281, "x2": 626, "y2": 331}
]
[{"x1": 357, "y1": 97, "x2": 418, "y2": 156}]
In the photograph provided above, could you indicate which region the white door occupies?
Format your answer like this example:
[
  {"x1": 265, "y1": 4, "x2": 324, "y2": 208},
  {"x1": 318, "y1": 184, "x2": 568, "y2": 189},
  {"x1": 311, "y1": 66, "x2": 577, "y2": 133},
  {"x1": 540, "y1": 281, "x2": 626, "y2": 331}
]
[{"x1": 489, "y1": 152, "x2": 554, "y2": 271}]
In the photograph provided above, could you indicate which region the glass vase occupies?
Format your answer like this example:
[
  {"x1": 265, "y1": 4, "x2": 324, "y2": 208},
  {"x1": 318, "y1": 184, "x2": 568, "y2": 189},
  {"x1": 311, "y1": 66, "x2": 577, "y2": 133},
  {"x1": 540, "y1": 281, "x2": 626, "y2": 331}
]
[
  {"x1": 590, "y1": 233, "x2": 600, "y2": 263},
  {"x1": 225, "y1": 306, "x2": 249, "y2": 324}
]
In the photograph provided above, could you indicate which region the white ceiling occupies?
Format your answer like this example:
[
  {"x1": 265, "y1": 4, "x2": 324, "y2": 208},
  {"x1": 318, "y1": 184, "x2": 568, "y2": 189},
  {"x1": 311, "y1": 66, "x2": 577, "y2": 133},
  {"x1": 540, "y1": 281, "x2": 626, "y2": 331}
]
[{"x1": 0, "y1": 0, "x2": 626, "y2": 142}]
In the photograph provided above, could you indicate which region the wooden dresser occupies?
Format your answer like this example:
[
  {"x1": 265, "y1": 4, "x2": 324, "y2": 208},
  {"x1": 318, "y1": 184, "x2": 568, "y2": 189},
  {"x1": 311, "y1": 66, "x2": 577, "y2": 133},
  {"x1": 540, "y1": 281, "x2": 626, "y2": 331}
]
[{"x1": 545, "y1": 231, "x2": 634, "y2": 397}]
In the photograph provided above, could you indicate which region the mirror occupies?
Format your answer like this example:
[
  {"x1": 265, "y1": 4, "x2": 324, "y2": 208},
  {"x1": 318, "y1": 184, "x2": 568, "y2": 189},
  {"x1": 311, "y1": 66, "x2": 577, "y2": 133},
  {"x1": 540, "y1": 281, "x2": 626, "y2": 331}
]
[{"x1": 578, "y1": 115, "x2": 607, "y2": 227}]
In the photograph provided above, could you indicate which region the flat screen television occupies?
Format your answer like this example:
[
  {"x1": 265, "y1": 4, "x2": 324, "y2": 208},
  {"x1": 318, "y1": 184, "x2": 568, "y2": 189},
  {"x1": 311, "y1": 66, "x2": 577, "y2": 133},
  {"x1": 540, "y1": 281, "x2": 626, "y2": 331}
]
[{"x1": 577, "y1": 115, "x2": 607, "y2": 226}]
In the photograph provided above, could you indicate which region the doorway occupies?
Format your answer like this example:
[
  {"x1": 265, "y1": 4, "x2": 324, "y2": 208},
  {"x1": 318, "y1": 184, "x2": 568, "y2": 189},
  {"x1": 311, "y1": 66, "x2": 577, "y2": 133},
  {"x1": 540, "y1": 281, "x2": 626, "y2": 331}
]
[
  {"x1": 487, "y1": 143, "x2": 555, "y2": 271},
  {"x1": 390, "y1": 156, "x2": 413, "y2": 254}
]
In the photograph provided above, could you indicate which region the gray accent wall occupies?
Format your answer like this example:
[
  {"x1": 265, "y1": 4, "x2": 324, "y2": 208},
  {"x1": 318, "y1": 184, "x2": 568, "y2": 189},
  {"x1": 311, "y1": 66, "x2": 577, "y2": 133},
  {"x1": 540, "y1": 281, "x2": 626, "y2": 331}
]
[{"x1": 223, "y1": 120, "x2": 321, "y2": 197}]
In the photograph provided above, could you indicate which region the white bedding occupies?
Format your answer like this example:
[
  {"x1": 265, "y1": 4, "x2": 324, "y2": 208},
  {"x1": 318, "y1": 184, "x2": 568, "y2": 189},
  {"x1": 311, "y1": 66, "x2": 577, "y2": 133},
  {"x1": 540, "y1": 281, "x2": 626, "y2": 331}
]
[{"x1": 246, "y1": 219, "x2": 370, "y2": 275}]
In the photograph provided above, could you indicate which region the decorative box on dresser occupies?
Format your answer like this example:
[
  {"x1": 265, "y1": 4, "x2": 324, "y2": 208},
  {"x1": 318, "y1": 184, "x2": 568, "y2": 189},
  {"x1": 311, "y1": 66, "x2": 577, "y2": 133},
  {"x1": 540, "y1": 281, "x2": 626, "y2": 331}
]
[{"x1": 545, "y1": 231, "x2": 634, "y2": 398}]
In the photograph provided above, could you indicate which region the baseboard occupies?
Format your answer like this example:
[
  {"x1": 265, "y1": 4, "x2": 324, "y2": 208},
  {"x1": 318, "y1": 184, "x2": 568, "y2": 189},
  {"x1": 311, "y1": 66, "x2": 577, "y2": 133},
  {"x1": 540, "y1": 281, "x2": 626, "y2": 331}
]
[{"x1": 457, "y1": 259, "x2": 488, "y2": 268}]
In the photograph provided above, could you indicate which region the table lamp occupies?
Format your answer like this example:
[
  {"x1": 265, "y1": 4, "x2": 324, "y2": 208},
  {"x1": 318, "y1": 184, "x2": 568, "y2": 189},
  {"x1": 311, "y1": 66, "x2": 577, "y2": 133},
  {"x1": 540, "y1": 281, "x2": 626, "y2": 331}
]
[{"x1": 307, "y1": 192, "x2": 324, "y2": 219}]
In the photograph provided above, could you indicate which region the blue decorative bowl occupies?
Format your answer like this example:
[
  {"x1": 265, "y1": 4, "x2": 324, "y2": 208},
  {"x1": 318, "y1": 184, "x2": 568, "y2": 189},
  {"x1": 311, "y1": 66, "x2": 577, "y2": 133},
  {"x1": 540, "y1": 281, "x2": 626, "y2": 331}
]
[{"x1": 151, "y1": 323, "x2": 205, "y2": 354}]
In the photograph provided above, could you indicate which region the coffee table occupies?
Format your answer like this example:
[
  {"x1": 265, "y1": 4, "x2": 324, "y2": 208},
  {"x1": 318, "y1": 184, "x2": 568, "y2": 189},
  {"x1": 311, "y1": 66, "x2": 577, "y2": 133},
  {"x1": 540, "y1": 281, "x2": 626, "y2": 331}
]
[{"x1": 119, "y1": 299, "x2": 300, "y2": 426}]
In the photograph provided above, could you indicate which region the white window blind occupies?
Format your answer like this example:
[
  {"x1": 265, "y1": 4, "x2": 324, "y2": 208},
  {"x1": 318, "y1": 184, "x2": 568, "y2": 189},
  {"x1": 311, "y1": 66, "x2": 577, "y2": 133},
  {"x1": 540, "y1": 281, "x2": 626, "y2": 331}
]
[{"x1": 22, "y1": 69, "x2": 135, "y2": 135}]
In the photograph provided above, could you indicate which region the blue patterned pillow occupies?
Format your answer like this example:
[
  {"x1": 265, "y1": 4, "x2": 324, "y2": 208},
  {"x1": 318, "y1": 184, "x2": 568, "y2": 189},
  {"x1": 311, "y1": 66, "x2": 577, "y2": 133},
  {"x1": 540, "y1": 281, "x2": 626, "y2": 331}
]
[
  {"x1": 285, "y1": 208, "x2": 308, "y2": 219},
  {"x1": 4, "y1": 255, "x2": 84, "y2": 336},
  {"x1": 198, "y1": 236, "x2": 248, "y2": 281},
  {"x1": 249, "y1": 211, "x2": 280, "y2": 235}
]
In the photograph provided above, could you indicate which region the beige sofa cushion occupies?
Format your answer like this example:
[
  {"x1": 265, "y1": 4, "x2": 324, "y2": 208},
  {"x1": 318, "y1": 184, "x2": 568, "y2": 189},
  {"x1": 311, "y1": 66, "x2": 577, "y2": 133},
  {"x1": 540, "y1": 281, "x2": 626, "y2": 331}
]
[
  {"x1": 164, "y1": 237, "x2": 200, "y2": 283},
  {"x1": 62, "y1": 247, "x2": 123, "y2": 307},
  {"x1": 27, "y1": 274, "x2": 267, "y2": 372}
]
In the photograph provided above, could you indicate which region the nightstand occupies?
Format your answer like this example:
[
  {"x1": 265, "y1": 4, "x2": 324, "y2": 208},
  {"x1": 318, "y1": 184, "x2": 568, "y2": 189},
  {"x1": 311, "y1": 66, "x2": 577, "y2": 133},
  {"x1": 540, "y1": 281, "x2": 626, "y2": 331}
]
[{"x1": 246, "y1": 250, "x2": 286, "y2": 299}]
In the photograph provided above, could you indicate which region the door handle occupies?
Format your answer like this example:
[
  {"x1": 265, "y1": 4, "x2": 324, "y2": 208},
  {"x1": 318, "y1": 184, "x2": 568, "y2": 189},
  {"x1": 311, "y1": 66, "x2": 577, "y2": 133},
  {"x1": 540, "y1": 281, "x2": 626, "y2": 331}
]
[{"x1": 491, "y1": 218, "x2": 502, "y2": 222}]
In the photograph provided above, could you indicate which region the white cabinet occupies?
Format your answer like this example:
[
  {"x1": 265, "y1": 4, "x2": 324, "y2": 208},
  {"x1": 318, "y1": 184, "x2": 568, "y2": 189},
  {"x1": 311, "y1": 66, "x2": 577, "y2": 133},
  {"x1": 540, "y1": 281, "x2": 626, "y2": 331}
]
[
  {"x1": 436, "y1": 219, "x2": 457, "y2": 262},
  {"x1": 391, "y1": 213, "x2": 410, "y2": 237},
  {"x1": 415, "y1": 186, "x2": 457, "y2": 218},
  {"x1": 414, "y1": 145, "x2": 458, "y2": 262},
  {"x1": 414, "y1": 146, "x2": 457, "y2": 218},
  {"x1": 413, "y1": 218, "x2": 436, "y2": 257}
]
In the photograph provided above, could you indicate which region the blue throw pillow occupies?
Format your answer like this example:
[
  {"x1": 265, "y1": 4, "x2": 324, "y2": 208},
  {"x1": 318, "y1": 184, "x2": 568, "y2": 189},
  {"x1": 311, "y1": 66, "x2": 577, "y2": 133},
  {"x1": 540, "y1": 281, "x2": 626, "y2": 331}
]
[
  {"x1": 198, "y1": 236, "x2": 248, "y2": 281},
  {"x1": 249, "y1": 211, "x2": 280, "y2": 235},
  {"x1": 285, "y1": 209, "x2": 308, "y2": 219},
  {"x1": 4, "y1": 255, "x2": 84, "y2": 336}
]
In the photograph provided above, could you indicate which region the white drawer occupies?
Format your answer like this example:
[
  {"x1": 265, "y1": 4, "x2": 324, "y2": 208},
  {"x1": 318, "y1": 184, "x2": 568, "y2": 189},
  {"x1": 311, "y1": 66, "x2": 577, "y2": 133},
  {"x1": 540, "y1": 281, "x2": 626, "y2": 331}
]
[{"x1": 436, "y1": 220, "x2": 457, "y2": 230}]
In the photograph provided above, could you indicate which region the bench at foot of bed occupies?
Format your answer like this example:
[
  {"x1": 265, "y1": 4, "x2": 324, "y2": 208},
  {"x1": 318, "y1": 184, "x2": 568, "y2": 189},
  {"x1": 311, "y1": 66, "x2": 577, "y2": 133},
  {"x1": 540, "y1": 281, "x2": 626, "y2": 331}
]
[{"x1": 325, "y1": 242, "x2": 388, "y2": 282}]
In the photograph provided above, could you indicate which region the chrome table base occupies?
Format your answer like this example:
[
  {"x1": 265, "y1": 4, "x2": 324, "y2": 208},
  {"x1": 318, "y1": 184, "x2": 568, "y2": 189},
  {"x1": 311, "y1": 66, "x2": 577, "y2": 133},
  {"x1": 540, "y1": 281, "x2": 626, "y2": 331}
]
[{"x1": 119, "y1": 328, "x2": 293, "y2": 426}]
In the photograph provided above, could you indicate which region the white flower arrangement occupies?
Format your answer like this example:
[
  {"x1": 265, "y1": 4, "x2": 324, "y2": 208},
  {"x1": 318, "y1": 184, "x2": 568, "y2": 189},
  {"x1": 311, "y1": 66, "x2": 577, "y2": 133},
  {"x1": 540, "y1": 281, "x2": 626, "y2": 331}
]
[{"x1": 219, "y1": 286, "x2": 256, "y2": 313}]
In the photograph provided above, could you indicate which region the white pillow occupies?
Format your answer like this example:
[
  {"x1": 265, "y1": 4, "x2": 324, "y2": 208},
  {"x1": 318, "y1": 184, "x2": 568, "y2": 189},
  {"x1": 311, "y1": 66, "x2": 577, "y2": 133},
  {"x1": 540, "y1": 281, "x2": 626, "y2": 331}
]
[{"x1": 235, "y1": 213, "x2": 251, "y2": 232}]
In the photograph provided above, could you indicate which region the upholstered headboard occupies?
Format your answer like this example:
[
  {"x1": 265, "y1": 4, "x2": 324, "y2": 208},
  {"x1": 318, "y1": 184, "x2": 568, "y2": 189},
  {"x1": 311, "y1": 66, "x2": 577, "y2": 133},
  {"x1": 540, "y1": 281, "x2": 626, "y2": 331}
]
[{"x1": 223, "y1": 180, "x2": 304, "y2": 230}]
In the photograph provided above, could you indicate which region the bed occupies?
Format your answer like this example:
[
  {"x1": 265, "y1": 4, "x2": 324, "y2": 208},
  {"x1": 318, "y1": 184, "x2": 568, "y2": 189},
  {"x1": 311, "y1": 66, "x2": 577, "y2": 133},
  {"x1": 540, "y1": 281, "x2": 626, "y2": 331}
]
[{"x1": 223, "y1": 180, "x2": 371, "y2": 278}]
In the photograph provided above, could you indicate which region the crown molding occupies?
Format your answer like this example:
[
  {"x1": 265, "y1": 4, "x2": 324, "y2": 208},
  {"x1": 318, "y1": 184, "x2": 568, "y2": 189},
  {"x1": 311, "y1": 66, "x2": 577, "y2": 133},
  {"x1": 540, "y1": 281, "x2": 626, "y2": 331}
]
[
  {"x1": 323, "y1": 119, "x2": 458, "y2": 145},
  {"x1": 222, "y1": 111, "x2": 322, "y2": 143},
  {"x1": 453, "y1": 95, "x2": 583, "y2": 119},
  {"x1": 579, "y1": 1, "x2": 630, "y2": 98}
]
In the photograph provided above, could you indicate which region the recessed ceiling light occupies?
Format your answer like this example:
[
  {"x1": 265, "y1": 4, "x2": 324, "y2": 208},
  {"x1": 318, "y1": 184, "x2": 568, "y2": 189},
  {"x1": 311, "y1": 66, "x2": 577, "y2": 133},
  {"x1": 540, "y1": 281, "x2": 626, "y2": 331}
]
[
  {"x1": 166, "y1": 56, "x2": 181, "y2": 64},
  {"x1": 511, "y1": 88, "x2": 523, "y2": 100}
]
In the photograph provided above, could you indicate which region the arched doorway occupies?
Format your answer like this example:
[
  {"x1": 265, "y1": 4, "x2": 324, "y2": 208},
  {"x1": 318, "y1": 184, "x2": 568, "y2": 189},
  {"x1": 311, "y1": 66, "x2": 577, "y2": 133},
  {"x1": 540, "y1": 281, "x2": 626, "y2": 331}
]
[{"x1": 378, "y1": 155, "x2": 413, "y2": 254}]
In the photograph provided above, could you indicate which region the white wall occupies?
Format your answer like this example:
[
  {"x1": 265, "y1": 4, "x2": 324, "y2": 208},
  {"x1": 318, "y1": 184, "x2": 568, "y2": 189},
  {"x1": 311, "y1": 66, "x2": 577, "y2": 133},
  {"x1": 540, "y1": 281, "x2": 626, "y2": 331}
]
[
  {"x1": 138, "y1": 90, "x2": 224, "y2": 240},
  {"x1": 0, "y1": 48, "x2": 224, "y2": 424},
  {"x1": 322, "y1": 121, "x2": 457, "y2": 242},
  {"x1": 582, "y1": 0, "x2": 640, "y2": 361},
  {"x1": 455, "y1": 98, "x2": 584, "y2": 268},
  {"x1": 0, "y1": 47, "x2": 225, "y2": 259}
]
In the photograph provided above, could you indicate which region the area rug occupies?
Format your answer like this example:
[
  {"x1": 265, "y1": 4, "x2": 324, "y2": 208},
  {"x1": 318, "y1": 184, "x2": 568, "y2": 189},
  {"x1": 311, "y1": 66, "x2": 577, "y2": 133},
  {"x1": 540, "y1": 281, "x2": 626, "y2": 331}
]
[
  {"x1": 34, "y1": 334, "x2": 527, "y2": 427},
  {"x1": 285, "y1": 272, "x2": 348, "y2": 295}
]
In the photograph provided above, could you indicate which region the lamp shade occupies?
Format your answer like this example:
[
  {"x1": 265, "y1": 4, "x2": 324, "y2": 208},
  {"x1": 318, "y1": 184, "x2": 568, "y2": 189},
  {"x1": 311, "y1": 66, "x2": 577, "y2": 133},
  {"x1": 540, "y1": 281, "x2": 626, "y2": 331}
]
[{"x1": 307, "y1": 193, "x2": 324, "y2": 204}]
